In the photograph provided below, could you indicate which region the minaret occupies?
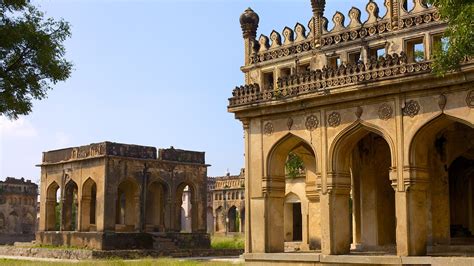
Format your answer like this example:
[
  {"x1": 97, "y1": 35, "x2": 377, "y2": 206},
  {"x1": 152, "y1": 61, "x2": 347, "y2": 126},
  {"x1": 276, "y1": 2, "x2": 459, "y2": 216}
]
[
  {"x1": 239, "y1": 7, "x2": 259, "y2": 67},
  {"x1": 310, "y1": 0, "x2": 326, "y2": 47}
]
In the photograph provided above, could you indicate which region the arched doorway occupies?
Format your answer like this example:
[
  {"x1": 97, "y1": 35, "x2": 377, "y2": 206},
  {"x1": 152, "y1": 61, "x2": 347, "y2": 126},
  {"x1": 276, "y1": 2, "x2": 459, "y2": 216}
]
[
  {"x1": 81, "y1": 178, "x2": 97, "y2": 231},
  {"x1": 45, "y1": 181, "x2": 60, "y2": 231},
  {"x1": 146, "y1": 181, "x2": 168, "y2": 232},
  {"x1": 449, "y1": 156, "x2": 474, "y2": 240},
  {"x1": 215, "y1": 206, "x2": 225, "y2": 232},
  {"x1": 63, "y1": 180, "x2": 78, "y2": 231},
  {"x1": 266, "y1": 133, "x2": 318, "y2": 252},
  {"x1": 410, "y1": 116, "x2": 474, "y2": 247},
  {"x1": 228, "y1": 206, "x2": 239, "y2": 232},
  {"x1": 331, "y1": 125, "x2": 395, "y2": 252},
  {"x1": 284, "y1": 193, "x2": 302, "y2": 242},
  {"x1": 115, "y1": 179, "x2": 139, "y2": 232},
  {"x1": 176, "y1": 183, "x2": 197, "y2": 233}
]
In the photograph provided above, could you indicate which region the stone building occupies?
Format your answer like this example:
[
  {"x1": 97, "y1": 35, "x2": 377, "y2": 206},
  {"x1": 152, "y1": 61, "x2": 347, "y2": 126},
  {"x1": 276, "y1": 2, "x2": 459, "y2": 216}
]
[
  {"x1": 36, "y1": 142, "x2": 210, "y2": 250},
  {"x1": 209, "y1": 169, "x2": 245, "y2": 234},
  {"x1": 229, "y1": 0, "x2": 474, "y2": 263},
  {"x1": 0, "y1": 177, "x2": 38, "y2": 244}
]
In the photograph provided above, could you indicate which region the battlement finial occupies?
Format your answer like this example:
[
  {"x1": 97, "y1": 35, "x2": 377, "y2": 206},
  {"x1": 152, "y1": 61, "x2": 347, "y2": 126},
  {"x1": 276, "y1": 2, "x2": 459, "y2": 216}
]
[
  {"x1": 310, "y1": 0, "x2": 326, "y2": 47},
  {"x1": 310, "y1": 0, "x2": 326, "y2": 16},
  {"x1": 240, "y1": 7, "x2": 259, "y2": 39}
]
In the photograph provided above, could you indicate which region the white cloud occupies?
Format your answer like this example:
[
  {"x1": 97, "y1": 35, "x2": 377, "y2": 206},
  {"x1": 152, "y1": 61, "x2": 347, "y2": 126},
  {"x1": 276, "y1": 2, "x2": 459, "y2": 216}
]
[{"x1": 0, "y1": 116, "x2": 38, "y2": 138}]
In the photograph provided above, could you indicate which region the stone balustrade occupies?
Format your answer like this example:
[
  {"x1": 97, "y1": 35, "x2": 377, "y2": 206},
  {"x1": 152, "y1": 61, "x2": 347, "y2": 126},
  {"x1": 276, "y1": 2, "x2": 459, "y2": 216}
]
[
  {"x1": 230, "y1": 52, "x2": 436, "y2": 107},
  {"x1": 249, "y1": 0, "x2": 441, "y2": 64}
]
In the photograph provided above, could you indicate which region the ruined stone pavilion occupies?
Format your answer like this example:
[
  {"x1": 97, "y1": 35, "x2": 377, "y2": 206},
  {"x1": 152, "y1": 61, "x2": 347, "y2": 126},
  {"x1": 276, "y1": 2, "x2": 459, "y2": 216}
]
[
  {"x1": 36, "y1": 142, "x2": 210, "y2": 250},
  {"x1": 229, "y1": 0, "x2": 474, "y2": 264}
]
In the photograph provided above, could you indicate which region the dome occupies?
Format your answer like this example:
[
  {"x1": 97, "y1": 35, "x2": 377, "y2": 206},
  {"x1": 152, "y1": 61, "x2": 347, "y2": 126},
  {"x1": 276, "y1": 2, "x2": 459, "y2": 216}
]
[{"x1": 239, "y1": 7, "x2": 259, "y2": 28}]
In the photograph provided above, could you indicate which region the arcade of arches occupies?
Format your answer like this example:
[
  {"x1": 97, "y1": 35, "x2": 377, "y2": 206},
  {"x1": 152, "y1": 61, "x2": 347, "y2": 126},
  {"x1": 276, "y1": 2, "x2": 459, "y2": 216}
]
[
  {"x1": 37, "y1": 143, "x2": 210, "y2": 250},
  {"x1": 233, "y1": 99, "x2": 474, "y2": 256}
]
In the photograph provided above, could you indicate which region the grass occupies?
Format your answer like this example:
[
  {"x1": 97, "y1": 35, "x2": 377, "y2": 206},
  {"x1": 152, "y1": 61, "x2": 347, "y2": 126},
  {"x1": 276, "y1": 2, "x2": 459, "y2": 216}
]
[
  {"x1": 210, "y1": 235, "x2": 244, "y2": 250},
  {"x1": 0, "y1": 258, "x2": 241, "y2": 266}
]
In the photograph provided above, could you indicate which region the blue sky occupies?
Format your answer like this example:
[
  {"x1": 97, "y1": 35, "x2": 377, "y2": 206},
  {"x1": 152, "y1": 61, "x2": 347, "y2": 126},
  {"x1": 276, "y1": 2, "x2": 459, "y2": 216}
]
[{"x1": 0, "y1": 0, "x2": 386, "y2": 183}]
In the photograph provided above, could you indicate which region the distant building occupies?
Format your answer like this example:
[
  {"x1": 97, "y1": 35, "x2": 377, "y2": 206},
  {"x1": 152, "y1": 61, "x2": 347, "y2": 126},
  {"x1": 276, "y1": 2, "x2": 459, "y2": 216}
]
[
  {"x1": 0, "y1": 177, "x2": 38, "y2": 244},
  {"x1": 208, "y1": 169, "x2": 245, "y2": 234}
]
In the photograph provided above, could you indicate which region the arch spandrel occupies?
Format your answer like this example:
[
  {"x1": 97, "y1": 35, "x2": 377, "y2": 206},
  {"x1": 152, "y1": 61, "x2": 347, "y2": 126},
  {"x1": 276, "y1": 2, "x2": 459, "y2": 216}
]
[
  {"x1": 408, "y1": 114, "x2": 474, "y2": 168},
  {"x1": 328, "y1": 120, "x2": 397, "y2": 173}
]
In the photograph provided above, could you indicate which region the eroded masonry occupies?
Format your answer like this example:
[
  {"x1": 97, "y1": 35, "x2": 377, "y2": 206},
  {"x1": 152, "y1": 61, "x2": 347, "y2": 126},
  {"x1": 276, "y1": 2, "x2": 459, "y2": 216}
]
[
  {"x1": 229, "y1": 0, "x2": 474, "y2": 260},
  {"x1": 0, "y1": 177, "x2": 38, "y2": 244},
  {"x1": 36, "y1": 142, "x2": 210, "y2": 250}
]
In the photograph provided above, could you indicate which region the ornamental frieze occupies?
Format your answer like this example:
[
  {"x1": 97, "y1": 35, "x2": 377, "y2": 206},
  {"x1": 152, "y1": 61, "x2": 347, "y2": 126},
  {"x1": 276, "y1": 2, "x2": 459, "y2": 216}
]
[
  {"x1": 467, "y1": 90, "x2": 474, "y2": 108},
  {"x1": 403, "y1": 100, "x2": 420, "y2": 117},
  {"x1": 378, "y1": 103, "x2": 393, "y2": 120},
  {"x1": 264, "y1": 122, "x2": 274, "y2": 135},
  {"x1": 305, "y1": 115, "x2": 319, "y2": 131},
  {"x1": 327, "y1": 112, "x2": 341, "y2": 127}
]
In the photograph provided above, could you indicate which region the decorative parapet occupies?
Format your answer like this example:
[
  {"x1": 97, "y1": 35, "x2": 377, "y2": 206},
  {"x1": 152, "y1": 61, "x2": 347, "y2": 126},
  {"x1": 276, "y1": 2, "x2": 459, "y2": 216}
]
[
  {"x1": 41, "y1": 142, "x2": 157, "y2": 164},
  {"x1": 249, "y1": 0, "x2": 441, "y2": 65},
  {"x1": 230, "y1": 52, "x2": 433, "y2": 107}
]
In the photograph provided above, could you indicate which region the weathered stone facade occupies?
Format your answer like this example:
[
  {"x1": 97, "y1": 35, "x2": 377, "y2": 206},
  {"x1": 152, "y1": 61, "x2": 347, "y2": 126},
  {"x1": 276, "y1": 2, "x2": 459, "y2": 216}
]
[
  {"x1": 229, "y1": 0, "x2": 474, "y2": 261},
  {"x1": 36, "y1": 142, "x2": 210, "y2": 250},
  {"x1": 208, "y1": 170, "x2": 245, "y2": 234},
  {"x1": 0, "y1": 177, "x2": 38, "y2": 244}
]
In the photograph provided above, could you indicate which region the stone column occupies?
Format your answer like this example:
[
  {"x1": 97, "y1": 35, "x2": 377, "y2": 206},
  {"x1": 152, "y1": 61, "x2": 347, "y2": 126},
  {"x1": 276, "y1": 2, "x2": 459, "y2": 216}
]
[
  {"x1": 306, "y1": 178, "x2": 321, "y2": 250},
  {"x1": 396, "y1": 167, "x2": 429, "y2": 256},
  {"x1": 45, "y1": 199, "x2": 56, "y2": 231},
  {"x1": 80, "y1": 196, "x2": 91, "y2": 231},
  {"x1": 263, "y1": 175, "x2": 285, "y2": 252},
  {"x1": 320, "y1": 172, "x2": 351, "y2": 255}
]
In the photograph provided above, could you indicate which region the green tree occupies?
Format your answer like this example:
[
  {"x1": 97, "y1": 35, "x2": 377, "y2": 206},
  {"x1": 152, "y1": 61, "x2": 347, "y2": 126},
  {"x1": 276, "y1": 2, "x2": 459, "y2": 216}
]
[
  {"x1": 0, "y1": 0, "x2": 72, "y2": 119},
  {"x1": 285, "y1": 152, "x2": 305, "y2": 178},
  {"x1": 428, "y1": 0, "x2": 473, "y2": 75}
]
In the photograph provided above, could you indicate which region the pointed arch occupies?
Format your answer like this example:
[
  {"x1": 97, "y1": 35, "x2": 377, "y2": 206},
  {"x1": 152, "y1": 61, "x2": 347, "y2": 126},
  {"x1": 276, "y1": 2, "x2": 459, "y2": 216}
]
[
  {"x1": 176, "y1": 181, "x2": 197, "y2": 232},
  {"x1": 45, "y1": 181, "x2": 60, "y2": 231},
  {"x1": 329, "y1": 120, "x2": 396, "y2": 173},
  {"x1": 409, "y1": 114, "x2": 474, "y2": 167},
  {"x1": 63, "y1": 180, "x2": 78, "y2": 231},
  {"x1": 81, "y1": 177, "x2": 97, "y2": 231},
  {"x1": 115, "y1": 178, "x2": 139, "y2": 232},
  {"x1": 267, "y1": 133, "x2": 318, "y2": 179}
]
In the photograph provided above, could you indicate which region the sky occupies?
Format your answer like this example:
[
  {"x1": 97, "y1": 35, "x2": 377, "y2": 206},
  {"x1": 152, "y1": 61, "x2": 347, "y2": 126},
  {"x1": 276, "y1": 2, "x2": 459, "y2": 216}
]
[{"x1": 0, "y1": 0, "x2": 387, "y2": 184}]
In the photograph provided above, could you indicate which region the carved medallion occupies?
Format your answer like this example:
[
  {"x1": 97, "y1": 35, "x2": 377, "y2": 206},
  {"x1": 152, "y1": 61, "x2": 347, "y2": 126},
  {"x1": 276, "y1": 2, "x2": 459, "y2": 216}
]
[
  {"x1": 287, "y1": 117, "x2": 294, "y2": 130},
  {"x1": 263, "y1": 122, "x2": 274, "y2": 135},
  {"x1": 403, "y1": 100, "x2": 420, "y2": 117},
  {"x1": 378, "y1": 103, "x2": 393, "y2": 120},
  {"x1": 327, "y1": 112, "x2": 341, "y2": 127},
  {"x1": 305, "y1": 115, "x2": 319, "y2": 131},
  {"x1": 438, "y1": 94, "x2": 447, "y2": 111},
  {"x1": 467, "y1": 90, "x2": 474, "y2": 108},
  {"x1": 355, "y1": 106, "x2": 363, "y2": 119}
]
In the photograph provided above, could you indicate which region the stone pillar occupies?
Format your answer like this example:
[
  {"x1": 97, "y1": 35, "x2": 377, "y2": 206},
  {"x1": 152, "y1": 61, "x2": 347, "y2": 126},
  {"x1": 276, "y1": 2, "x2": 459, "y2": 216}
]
[
  {"x1": 45, "y1": 199, "x2": 56, "y2": 231},
  {"x1": 80, "y1": 196, "x2": 91, "y2": 231},
  {"x1": 396, "y1": 167, "x2": 429, "y2": 256},
  {"x1": 321, "y1": 172, "x2": 351, "y2": 255},
  {"x1": 263, "y1": 175, "x2": 285, "y2": 253},
  {"x1": 306, "y1": 179, "x2": 321, "y2": 250}
]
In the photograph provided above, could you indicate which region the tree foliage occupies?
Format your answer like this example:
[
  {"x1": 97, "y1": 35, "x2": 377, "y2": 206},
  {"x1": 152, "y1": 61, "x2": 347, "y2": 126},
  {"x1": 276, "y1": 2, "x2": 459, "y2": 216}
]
[
  {"x1": 285, "y1": 152, "x2": 305, "y2": 178},
  {"x1": 0, "y1": 0, "x2": 72, "y2": 119},
  {"x1": 428, "y1": 0, "x2": 473, "y2": 75}
]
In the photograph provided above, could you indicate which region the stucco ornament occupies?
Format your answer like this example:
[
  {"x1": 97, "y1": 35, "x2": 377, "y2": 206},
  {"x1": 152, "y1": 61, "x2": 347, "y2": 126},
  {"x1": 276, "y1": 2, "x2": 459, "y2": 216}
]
[
  {"x1": 438, "y1": 94, "x2": 447, "y2": 111},
  {"x1": 264, "y1": 122, "x2": 274, "y2": 135},
  {"x1": 378, "y1": 103, "x2": 393, "y2": 120},
  {"x1": 327, "y1": 112, "x2": 341, "y2": 127},
  {"x1": 287, "y1": 117, "x2": 294, "y2": 130},
  {"x1": 403, "y1": 100, "x2": 420, "y2": 117},
  {"x1": 305, "y1": 115, "x2": 319, "y2": 131},
  {"x1": 467, "y1": 90, "x2": 474, "y2": 108}
]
